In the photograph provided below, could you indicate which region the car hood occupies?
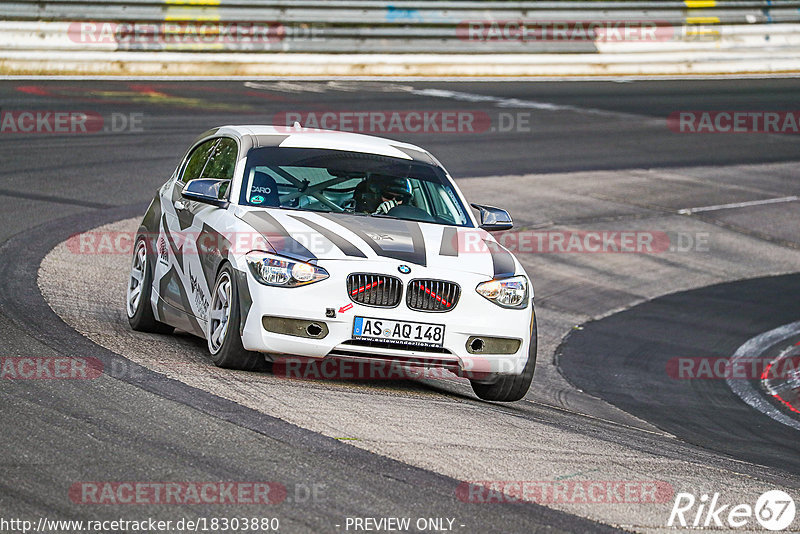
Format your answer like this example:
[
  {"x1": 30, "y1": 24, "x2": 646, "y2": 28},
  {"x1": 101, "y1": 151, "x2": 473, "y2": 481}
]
[{"x1": 235, "y1": 208, "x2": 517, "y2": 278}]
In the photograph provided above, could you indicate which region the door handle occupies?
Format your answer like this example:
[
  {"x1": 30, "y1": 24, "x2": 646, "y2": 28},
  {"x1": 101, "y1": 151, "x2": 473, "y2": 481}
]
[{"x1": 174, "y1": 200, "x2": 188, "y2": 211}]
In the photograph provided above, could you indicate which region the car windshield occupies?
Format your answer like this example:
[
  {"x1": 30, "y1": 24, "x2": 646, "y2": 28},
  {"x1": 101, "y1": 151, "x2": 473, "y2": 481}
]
[{"x1": 239, "y1": 147, "x2": 472, "y2": 227}]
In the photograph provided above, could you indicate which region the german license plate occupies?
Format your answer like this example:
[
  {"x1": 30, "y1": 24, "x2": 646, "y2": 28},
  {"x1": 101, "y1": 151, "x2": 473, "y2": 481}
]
[{"x1": 352, "y1": 317, "x2": 445, "y2": 348}]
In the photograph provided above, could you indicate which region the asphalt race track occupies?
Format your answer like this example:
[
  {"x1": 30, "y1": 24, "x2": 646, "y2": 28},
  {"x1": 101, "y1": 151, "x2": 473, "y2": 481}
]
[
  {"x1": 559, "y1": 273, "x2": 800, "y2": 475},
  {"x1": 1, "y1": 79, "x2": 800, "y2": 533}
]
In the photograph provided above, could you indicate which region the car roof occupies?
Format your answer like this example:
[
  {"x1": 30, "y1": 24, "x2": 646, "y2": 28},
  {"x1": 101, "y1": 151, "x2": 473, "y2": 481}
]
[{"x1": 206, "y1": 125, "x2": 439, "y2": 164}]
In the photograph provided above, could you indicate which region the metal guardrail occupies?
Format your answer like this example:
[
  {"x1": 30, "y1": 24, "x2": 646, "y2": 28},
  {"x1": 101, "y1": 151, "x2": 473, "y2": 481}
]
[
  {"x1": 0, "y1": 1, "x2": 798, "y2": 59},
  {"x1": 3, "y1": 21, "x2": 799, "y2": 54},
  {"x1": 3, "y1": 1, "x2": 800, "y2": 24}
]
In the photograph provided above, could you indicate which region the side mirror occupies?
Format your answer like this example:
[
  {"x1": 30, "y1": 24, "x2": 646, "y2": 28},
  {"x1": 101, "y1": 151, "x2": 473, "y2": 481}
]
[
  {"x1": 471, "y1": 203, "x2": 513, "y2": 231},
  {"x1": 182, "y1": 178, "x2": 230, "y2": 208}
]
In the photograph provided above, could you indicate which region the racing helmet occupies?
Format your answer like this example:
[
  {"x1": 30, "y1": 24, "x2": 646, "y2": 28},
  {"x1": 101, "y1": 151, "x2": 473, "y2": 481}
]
[{"x1": 378, "y1": 176, "x2": 413, "y2": 202}]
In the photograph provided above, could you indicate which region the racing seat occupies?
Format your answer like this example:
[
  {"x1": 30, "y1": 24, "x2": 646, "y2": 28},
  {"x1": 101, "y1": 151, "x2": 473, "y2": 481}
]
[{"x1": 249, "y1": 171, "x2": 280, "y2": 206}]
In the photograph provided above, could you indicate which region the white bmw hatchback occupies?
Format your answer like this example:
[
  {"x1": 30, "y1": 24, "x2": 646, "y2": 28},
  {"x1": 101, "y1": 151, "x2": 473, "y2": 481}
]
[{"x1": 127, "y1": 125, "x2": 536, "y2": 401}]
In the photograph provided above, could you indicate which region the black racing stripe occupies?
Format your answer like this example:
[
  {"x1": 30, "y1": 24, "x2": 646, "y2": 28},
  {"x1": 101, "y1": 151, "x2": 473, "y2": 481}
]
[
  {"x1": 196, "y1": 223, "x2": 232, "y2": 293},
  {"x1": 484, "y1": 239, "x2": 516, "y2": 278},
  {"x1": 141, "y1": 196, "x2": 162, "y2": 234},
  {"x1": 157, "y1": 265, "x2": 204, "y2": 337},
  {"x1": 318, "y1": 213, "x2": 427, "y2": 267},
  {"x1": 234, "y1": 268, "x2": 252, "y2": 336},
  {"x1": 240, "y1": 210, "x2": 317, "y2": 261},
  {"x1": 407, "y1": 222, "x2": 427, "y2": 267},
  {"x1": 390, "y1": 145, "x2": 435, "y2": 164},
  {"x1": 439, "y1": 227, "x2": 458, "y2": 257},
  {"x1": 162, "y1": 213, "x2": 184, "y2": 272},
  {"x1": 288, "y1": 215, "x2": 367, "y2": 258},
  {"x1": 171, "y1": 184, "x2": 195, "y2": 231}
]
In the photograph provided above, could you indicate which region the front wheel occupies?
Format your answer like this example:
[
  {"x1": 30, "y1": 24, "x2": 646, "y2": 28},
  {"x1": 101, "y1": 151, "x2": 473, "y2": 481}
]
[
  {"x1": 470, "y1": 319, "x2": 537, "y2": 402},
  {"x1": 208, "y1": 263, "x2": 268, "y2": 371},
  {"x1": 127, "y1": 234, "x2": 174, "y2": 334}
]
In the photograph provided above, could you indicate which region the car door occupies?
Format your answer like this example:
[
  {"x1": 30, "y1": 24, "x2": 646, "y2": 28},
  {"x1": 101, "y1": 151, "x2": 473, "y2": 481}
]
[
  {"x1": 180, "y1": 137, "x2": 238, "y2": 331},
  {"x1": 154, "y1": 137, "x2": 236, "y2": 334}
]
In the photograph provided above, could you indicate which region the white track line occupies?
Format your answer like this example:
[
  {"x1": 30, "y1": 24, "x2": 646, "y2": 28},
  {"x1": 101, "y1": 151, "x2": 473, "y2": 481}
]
[
  {"x1": 678, "y1": 196, "x2": 800, "y2": 215},
  {"x1": 391, "y1": 85, "x2": 657, "y2": 122},
  {"x1": 243, "y1": 80, "x2": 660, "y2": 122},
  {"x1": 726, "y1": 320, "x2": 800, "y2": 433}
]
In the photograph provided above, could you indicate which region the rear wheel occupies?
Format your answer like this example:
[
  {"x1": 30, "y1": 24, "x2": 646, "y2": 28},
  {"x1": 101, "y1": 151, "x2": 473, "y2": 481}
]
[
  {"x1": 208, "y1": 263, "x2": 267, "y2": 371},
  {"x1": 127, "y1": 235, "x2": 174, "y2": 334},
  {"x1": 470, "y1": 319, "x2": 537, "y2": 402}
]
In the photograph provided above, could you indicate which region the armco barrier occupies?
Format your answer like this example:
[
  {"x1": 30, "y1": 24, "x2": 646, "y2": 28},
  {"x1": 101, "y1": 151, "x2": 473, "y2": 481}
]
[{"x1": 0, "y1": 1, "x2": 798, "y2": 75}]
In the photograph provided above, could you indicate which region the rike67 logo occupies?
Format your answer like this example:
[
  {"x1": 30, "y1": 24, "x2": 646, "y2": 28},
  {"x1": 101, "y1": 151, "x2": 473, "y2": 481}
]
[{"x1": 668, "y1": 490, "x2": 795, "y2": 531}]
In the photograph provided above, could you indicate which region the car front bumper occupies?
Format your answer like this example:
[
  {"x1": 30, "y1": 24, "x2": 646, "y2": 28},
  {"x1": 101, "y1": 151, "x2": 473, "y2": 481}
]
[{"x1": 237, "y1": 258, "x2": 535, "y2": 376}]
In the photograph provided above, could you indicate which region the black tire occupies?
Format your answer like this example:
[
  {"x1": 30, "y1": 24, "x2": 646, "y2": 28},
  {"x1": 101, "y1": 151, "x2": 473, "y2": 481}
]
[
  {"x1": 207, "y1": 263, "x2": 268, "y2": 371},
  {"x1": 127, "y1": 233, "x2": 174, "y2": 334},
  {"x1": 470, "y1": 318, "x2": 537, "y2": 402}
]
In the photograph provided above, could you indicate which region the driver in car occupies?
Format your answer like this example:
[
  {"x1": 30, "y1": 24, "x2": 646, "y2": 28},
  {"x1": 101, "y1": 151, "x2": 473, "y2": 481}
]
[
  {"x1": 353, "y1": 175, "x2": 413, "y2": 215},
  {"x1": 375, "y1": 177, "x2": 413, "y2": 214}
]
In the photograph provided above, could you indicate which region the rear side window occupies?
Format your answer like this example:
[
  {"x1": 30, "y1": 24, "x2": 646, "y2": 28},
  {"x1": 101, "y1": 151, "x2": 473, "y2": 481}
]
[
  {"x1": 180, "y1": 138, "x2": 238, "y2": 184},
  {"x1": 203, "y1": 138, "x2": 237, "y2": 180},
  {"x1": 181, "y1": 139, "x2": 217, "y2": 184}
]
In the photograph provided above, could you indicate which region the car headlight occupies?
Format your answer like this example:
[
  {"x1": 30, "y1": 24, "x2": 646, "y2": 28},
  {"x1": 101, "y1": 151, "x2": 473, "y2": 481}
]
[
  {"x1": 476, "y1": 275, "x2": 528, "y2": 308},
  {"x1": 245, "y1": 251, "x2": 329, "y2": 287}
]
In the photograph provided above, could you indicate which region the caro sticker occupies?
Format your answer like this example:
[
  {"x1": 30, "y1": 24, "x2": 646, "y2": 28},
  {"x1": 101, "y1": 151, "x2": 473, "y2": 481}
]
[{"x1": 250, "y1": 195, "x2": 265, "y2": 204}]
